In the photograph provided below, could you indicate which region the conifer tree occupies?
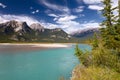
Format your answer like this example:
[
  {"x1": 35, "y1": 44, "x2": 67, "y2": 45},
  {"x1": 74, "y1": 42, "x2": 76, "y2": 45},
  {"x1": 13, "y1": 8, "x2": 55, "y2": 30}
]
[
  {"x1": 101, "y1": 0, "x2": 120, "y2": 55},
  {"x1": 101, "y1": 0, "x2": 113, "y2": 37},
  {"x1": 101, "y1": 0, "x2": 117, "y2": 49},
  {"x1": 75, "y1": 44, "x2": 83, "y2": 58},
  {"x1": 102, "y1": 0, "x2": 113, "y2": 27},
  {"x1": 92, "y1": 33, "x2": 99, "y2": 49}
]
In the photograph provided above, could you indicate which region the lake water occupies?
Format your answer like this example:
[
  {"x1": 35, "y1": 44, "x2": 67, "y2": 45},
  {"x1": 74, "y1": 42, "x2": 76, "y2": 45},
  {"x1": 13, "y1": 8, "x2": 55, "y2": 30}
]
[{"x1": 0, "y1": 44, "x2": 91, "y2": 80}]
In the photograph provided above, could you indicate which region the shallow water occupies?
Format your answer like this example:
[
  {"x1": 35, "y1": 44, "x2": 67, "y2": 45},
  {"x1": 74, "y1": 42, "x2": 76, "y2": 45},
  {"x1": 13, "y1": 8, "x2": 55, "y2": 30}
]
[{"x1": 0, "y1": 44, "x2": 91, "y2": 80}]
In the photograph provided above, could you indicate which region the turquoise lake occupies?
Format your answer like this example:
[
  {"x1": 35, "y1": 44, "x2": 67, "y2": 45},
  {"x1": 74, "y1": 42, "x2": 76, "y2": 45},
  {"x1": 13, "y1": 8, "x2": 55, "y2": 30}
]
[{"x1": 0, "y1": 44, "x2": 91, "y2": 80}]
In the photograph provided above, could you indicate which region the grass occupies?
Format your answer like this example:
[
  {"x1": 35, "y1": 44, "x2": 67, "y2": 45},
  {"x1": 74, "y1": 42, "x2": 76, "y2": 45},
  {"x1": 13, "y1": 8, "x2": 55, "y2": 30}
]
[{"x1": 71, "y1": 65, "x2": 120, "y2": 80}]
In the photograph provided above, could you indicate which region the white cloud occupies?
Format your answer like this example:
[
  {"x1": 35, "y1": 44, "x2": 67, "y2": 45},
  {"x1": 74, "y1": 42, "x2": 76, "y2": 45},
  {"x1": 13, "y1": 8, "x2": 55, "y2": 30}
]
[
  {"x1": 41, "y1": 13, "x2": 101, "y2": 33},
  {"x1": 0, "y1": 14, "x2": 40, "y2": 25},
  {"x1": 111, "y1": 0, "x2": 118, "y2": 16},
  {"x1": 83, "y1": 0, "x2": 102, "y2": 4},
  {"x1": 83, "y1": 0, "x2": 118, "y2": 12},
  {"x1": 83, "y1": 0, "x2": 118, "y2": 7},
  {"x1": 81, "y1": 21, "x2": 100, "y2": 29},
  {"x1": 81, "y1": 0, "x2": 104, "y2": 11},
  {"x1": 0, "y1": 3, "x2": 7, "y2": 8},
  {"x1": 41, "y1": 22, "x2": 58, "y2": 29},
  {"x1": 111, "y1": 0, "x2": 118, "y2": 8},
  {"x1": 31, "y1": 9, "x2": 39, "y2": 14},
  {"x1": 88, "y1": 5, "x2": 103, "y2": 10},
  {"x1": 36, "y1": 10, "x2": 39, "y2": 13},
  {"x1": 62, "y1": 21, "x2": 101, "y2": 33},
  {"x1": 40, "y1": 20, "x2": 80, "y2": 33},
  {"x1": 39, "y1": 0, "x2": 70, "y2": 13},
  {"x1": 73, "y1": 6, "x2": 84, "y2": 13},
  {"x1": 57, "y1": 15, "x2": 77, "y2": 22},
  {"x1": 48, "y1": 14, "x2": 59, "y2": 17},
  {"x1": 31, "y1": 11, "x2": 35, "y2": 14}
]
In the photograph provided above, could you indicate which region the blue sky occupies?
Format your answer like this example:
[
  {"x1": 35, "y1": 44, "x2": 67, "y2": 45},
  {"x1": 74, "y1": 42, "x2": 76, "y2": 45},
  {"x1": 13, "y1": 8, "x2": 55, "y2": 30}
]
[{"x1": 0, "y1": 0, "x2": 118, "y2": 33}]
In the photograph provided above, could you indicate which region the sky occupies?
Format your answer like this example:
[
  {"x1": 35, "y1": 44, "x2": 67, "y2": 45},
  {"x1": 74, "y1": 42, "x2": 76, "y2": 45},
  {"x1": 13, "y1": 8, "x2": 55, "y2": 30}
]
[{"x1": 0, "y1": 0, "x2": 118, "y2": 33}]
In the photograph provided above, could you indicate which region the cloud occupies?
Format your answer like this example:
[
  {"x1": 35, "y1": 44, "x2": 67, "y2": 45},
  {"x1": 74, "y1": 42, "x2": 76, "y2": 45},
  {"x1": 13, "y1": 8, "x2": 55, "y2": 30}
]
[
  {"x1": 39, "y1": 14, "x2": 80, "y2": 33},
  {"x1": 83, "y1": 0, "x2": 102, "y2": 4},
  {"x1": 0, "y1": 14, "x2": 100, "y2": 34},
  {"x1": 31, "y1": 11, "x2": 35, "y2": 14},
  {"x1": 82, "y1": 0, "x2": 103, "y2": 11},
  {"x1": 0, "y1": 14, "x2": 40, "y2": 25},
  {"x1": 31, "y1": 9, "x2": 39, "y2": 14},
  {"x1": 39, "y1": 0, "x2": 70, "y2": 13},
  {"x1": 60, "y1": 21, "x2": 101, "y2": 33},
  {"x1": 41, "y1": 13, "x2": 101, "y2": 33},
  {"x1": 42, "y1": 20, "x2": 101, "y2": 34},
  {"x1": 112, "y1": 0, "x2": 118, "y2": 8},
  {"x1": 48, "y1": 14, "x2": 59, "y2": 17},
  {"x1": 73, "y1": 6, "x2": 84, "y2": 13},
  {"x1": 57, "y1": 15, "x2": 77, "y2": 22},
  {"x1": 88, "y1": 5, "x2": 103, "y2": 10},
  {"x1": 83, "y1": 0, "x2": 118, "y2": 7},
  {"x1": 41, "y1": 22, "x2": 58, "y2": 29},
  {"x1": 0, "y1": 3, "x2": 7, "y2": 8},
  {"x1": 111, "y1": 0, "x2": 118, "y2": 16},
  {"x1": 36, "y1": 10, "x2": 39, "y2": 13},
  {"x1": 29, "y1": 6, "x2": 39, "y2": 14},
  {"x1": 83, "y1": 0, "x2": 118, "y2": 11}
]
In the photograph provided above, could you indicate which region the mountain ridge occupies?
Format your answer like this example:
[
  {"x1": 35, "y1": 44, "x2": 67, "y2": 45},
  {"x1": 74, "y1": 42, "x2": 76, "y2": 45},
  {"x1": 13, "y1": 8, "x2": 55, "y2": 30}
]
[
  {"x1": 71, "y1": 28, "x2": 100, "y2": 40},
  {"x1": 0, "y1": 20, "x2": 80, "y2": 43}
]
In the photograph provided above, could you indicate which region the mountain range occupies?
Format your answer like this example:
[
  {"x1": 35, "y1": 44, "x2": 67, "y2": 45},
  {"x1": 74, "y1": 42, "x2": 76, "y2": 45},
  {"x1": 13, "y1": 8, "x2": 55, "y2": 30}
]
[
  {"x1": 0, "y1": 20, "x2": 99, "y2": 43},
  {"x1": 0, "y1": 20, "x2": 80, "y2": 43},
  {"x1": 71, "y1": 28, "x2": 100, "y2": 40}
]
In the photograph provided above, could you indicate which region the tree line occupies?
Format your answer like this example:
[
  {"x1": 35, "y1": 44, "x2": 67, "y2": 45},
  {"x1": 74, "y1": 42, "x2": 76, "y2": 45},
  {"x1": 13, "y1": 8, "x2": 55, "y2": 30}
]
[{"x1": 74, "y1": 0, "x2": 120, "y2": 80}]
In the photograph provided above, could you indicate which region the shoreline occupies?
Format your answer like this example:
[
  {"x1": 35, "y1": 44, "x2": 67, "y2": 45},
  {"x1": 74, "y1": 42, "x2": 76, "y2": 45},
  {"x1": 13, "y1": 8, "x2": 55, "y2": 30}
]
[
  {"x1": 0, "y1": 43, "x2": 72, "y2": 48},
  {"x1": 0, "y1": 43, "x2": 73, "y2": 52}
]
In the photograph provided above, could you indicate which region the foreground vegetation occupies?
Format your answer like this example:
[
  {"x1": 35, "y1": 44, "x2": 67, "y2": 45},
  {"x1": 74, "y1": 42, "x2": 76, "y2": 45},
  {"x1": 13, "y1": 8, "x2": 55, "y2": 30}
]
[
  {"x1": 72, "y1": 0, "x2": 120, "y2": 80},
  {"x1": 72, "y1": 65, "x2": 120, "y2": 80}
]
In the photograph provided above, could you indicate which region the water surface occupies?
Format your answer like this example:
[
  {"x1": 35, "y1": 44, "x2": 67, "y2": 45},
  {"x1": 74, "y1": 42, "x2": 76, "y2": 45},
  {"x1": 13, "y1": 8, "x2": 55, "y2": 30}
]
[{"x1": 0, "y1": 44, "x2": 91, "y2": 80}]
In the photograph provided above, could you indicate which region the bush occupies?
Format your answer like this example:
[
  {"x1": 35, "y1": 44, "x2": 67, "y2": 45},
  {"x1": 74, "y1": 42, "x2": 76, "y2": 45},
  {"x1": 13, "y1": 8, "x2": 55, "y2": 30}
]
[
  {"x1": 71, "y1": 65, "x2": 120, "y2": 80},
  {"x1": 74, "y1": 44, "x2": 92, "y2": 67},
  {"x1": 91, "y1": 43, "x2": 120, "y2": 72}
]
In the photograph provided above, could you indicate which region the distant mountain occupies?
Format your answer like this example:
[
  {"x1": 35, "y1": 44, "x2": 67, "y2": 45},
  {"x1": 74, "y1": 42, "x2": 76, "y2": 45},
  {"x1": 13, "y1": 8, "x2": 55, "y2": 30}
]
[
  {"x1": 0, "y1": 20, "x2": 79, "y2": 43},
  {"x1": 71, "y1": 28, "x2": 100, "y2": 40},
  {"x1": 30, "y1": 23, "x2": 44, "y2": 32},
  {"x1": 0, "y1": 20, "x2": 32, "y2": 33},
  {"x1": 0, "y1": 20, "x2": 35, "y2": 42}
]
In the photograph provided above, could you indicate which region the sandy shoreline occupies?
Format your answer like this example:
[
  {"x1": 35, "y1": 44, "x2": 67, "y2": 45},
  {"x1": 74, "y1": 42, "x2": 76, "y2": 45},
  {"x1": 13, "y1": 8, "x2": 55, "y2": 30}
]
[
  {"x1": 0, "y1": 43, "x2": 71, "y2": 48},
  {"x1": 0, "y1": 43, "x2": 73, "y2": 52}
]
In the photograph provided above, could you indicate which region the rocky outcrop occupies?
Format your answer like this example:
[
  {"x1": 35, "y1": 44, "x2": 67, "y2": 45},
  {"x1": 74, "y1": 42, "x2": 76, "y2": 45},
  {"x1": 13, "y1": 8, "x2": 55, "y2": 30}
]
[
  {"x1": 30, "y1": 23, "x2": 44, "y2": 32},
  {"x1": 0, "y1": 20, "x2": 32, "y2": 34}
]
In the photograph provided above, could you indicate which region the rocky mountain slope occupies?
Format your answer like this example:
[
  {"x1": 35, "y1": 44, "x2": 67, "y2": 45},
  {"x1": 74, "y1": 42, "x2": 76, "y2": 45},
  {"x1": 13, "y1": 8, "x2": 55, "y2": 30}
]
[
  {"x1": 0, "y1": 20, "x2": 79, "y2": 43},
  {"x1": 71, "y1": 28, "x2": 100, "y2": 40}
]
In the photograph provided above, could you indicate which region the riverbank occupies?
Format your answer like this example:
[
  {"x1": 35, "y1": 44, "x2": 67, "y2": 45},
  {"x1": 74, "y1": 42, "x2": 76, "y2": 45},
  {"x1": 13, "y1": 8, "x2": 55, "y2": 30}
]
[
  {"x1": 0, "y1": 43, "x2": 72, "y2": 52},
  {"x1": 71, "y1": 65, "x2": 82, "y2": 80}
]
